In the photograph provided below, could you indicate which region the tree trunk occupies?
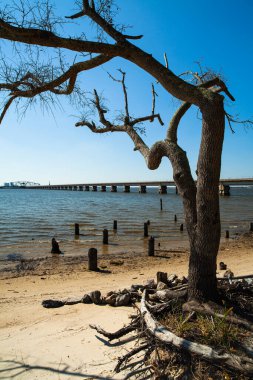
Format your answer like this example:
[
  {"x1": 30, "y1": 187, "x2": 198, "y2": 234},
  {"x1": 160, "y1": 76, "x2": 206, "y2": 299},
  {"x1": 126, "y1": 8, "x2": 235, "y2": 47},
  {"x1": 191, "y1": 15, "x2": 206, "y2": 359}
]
[{"x1": 187, "y1": 96, "x2": 225, "y2": 301}]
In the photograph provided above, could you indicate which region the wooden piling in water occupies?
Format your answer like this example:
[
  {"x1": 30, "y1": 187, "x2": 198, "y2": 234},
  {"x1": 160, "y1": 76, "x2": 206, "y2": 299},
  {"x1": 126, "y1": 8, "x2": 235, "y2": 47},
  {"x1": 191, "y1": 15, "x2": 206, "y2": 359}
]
[
  {"x1": 75, "y1": 223, "x2": 80, "y2": 236},
  {"x1": 250, "y1": 222, "x2": 253, "y2": 232},
  {"x1": 144, "y1": 222, "x2": 149, "y2": 237},
  {"x1": 225, "y1": 230, "x2": 229, "y2": 238},
  {"x1": 113, "y1": 220, "x2": 117, "y2": 230},
  {"x1": 160, "y1": 198, "x2": 163, "y2": 211},
  {"x1": 174, "y1": 214, "x2": 177, "y2": 222},
  {"x1": 88, "y1": 248, "x2": 98, "y2": 271},
  {"x1": 180, "y1": 223, "x2": 184, "y2": 231},
  {"x1": 148, "y1": 236, "x2": 155, "y2": 256},
  {"x1": 51, "y1": 238, "x2": 61, "y2": 254},
  {"x1": 103, "y1": 229, "x2": 108, "y2": 244}
]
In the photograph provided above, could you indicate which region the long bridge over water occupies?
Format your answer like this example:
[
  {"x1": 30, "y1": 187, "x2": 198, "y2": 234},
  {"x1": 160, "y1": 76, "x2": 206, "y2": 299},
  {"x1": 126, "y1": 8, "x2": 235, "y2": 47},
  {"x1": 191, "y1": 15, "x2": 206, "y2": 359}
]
[{"x1": 11, "y1": 178, "x2": 253, "y2": 194}]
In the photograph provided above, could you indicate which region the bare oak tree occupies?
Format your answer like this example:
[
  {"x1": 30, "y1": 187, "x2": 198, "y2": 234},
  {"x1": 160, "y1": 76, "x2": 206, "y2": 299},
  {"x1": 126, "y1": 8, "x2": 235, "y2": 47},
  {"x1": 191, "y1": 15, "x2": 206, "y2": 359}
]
[{"x1": 0, "y1": 0, "x2": 247, "y2": 301}]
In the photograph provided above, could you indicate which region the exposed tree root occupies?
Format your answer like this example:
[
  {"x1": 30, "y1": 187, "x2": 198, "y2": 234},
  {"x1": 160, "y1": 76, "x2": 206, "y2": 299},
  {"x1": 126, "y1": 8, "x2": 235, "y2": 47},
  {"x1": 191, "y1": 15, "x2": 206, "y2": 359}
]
[
  {"x1": 183, "y1": 300, "x2": 253, "y2": 332},
  {"x1": 149, "y1": 288, "x2": 187, "y2": 303},
  {"x1": 219, "y1": 274, "x2": 253, "y2": 281},
  {"x1": 114, "y1": 343, "x2": 150, "y2": 373},
  {"x1": 89, "y1": 277, "x2": 253, "y2": 378},
  {"x1": 123, "y1": 365, "x2": 153, "y2": 379},
  {"x1": 145, "y1": 299, "x2": 176, "y2": 315},
  {"x1": 141, "y1": 290, "x2": 253, "y2": 376},
  {"x1": 41, "y1": 270, "x2": 253, "y2": 378}
]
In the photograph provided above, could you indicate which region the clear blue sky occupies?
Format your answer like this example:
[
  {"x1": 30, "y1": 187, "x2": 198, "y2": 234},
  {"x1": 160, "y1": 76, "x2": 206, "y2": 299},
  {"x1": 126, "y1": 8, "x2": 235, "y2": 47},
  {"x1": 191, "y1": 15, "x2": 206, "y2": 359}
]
[{"x1": 0, "y1": 0, "x2": 252, "y2": 185}]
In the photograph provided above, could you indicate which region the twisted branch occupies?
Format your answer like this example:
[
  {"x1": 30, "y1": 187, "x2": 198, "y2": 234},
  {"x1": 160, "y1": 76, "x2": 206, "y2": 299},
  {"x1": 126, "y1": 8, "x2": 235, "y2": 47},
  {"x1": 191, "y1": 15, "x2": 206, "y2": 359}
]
[{"x1": 0, "y1": 55, "x2": 112, "y2": 124}]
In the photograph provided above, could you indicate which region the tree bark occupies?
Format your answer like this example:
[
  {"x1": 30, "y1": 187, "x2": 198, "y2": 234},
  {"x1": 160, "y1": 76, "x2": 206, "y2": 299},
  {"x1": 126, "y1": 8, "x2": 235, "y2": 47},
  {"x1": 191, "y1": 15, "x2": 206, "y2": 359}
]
[{"x1": 187, "y1": 96, "x2": 225, "y2": 301}]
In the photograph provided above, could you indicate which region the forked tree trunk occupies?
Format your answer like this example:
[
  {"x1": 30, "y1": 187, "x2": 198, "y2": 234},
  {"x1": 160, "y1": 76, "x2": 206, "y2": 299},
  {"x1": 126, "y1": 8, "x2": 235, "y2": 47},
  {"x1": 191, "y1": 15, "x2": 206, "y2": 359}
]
[{"x1": 186, "y1": 97, "x2": 225, "y2": 301}]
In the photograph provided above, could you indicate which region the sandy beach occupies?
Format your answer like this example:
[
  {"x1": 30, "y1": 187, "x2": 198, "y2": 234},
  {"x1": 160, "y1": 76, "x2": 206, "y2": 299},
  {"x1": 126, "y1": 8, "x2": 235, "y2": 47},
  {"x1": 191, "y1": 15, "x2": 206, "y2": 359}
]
[{"x1": 0, "y1": 233, "x2": 252, "y2": 379}]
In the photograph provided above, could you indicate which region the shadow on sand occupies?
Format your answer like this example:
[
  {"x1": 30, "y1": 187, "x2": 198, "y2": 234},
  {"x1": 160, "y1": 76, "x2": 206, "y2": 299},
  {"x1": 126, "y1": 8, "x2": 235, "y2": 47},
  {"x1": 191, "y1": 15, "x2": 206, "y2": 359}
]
[{"x1": 0, "y1": 359, "x2": 114, "y2": 379}]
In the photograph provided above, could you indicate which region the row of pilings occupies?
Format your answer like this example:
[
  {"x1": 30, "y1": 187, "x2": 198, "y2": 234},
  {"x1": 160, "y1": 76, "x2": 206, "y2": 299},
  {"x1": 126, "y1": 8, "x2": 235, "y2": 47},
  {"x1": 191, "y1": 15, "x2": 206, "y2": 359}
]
[
  {"x1": 36, "y1": 184, "x2": 177, "y2": 194},
  {"x1": 28, "y1": 183, "x2": 232, "y2": 196}
]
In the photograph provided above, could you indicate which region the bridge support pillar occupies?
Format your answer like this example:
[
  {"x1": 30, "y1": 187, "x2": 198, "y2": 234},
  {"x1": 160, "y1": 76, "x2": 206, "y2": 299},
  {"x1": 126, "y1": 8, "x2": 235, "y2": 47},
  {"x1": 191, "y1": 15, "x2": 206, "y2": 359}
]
[
  {"x1": 92, "y1": 185, "x2": 97, "y2": 192},
  {"x1": 159, "y1": 185, "x2": 167, "y2": 194},
  {"x1": 85, "y1": 185, "x2": 90, "y2": 191},
  {"x1": 124, "y1": 185, "x2": 130, "y2": 193},
  {"x1": 101, "y1": 185, "x2": 106, "y2": 192},
  {"x1": 111, "y1": 185, "x2": 117, "y2": 192},
  {"x1": 139, "y1": 185, "x2": 146, "y2": 194}
]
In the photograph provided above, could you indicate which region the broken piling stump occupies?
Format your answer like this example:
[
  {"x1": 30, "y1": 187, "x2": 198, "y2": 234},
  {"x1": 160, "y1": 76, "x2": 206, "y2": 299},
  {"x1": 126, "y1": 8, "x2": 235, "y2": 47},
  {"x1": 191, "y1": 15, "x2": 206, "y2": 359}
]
[
  {"x1": 157, "y1": 271, "x2": 168, "y2": 284},
  {"x1": 148, "y1": 236, "x2": 155, "y2": 256},
  {"x1": 144, "y1": 222, "x2": 148, "y2": 237},
  {"x1": 103, "y1": 229, "x2": 108, "y2": 244},
  {"x1": 88, "y1": 248, "x2": 98, "y2": 271},
  {"x1": 75, "y1": 223, "x2": 80, "y2": 236},
  {"x1": 51, "y1": 238, "x2": 61, "y2": 254}
]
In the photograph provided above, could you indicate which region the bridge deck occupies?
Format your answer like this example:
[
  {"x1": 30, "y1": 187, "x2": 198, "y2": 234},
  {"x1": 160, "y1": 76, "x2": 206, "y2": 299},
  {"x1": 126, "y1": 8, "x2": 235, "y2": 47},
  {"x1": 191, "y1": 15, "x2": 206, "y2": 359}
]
[{"x1": 1, "y1": 178, "x2": 252, "y2": 189}]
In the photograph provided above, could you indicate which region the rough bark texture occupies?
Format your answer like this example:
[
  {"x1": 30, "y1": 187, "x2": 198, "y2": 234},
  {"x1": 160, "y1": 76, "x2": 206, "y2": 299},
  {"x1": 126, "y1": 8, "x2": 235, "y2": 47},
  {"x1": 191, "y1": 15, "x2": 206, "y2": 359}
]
[{"x1": 187, "y1": 97, "x2": 225, "y2": 301}]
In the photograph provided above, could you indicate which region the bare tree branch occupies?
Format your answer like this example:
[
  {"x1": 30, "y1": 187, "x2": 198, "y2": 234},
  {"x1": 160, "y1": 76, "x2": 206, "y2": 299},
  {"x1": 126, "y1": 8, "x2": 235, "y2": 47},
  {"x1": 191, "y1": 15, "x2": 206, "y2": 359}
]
[
  {"x1": 131, "y1": 114, "x2": 164, "y2": 127},
  {"x1": 164, "y1": 52, "x2": 168, "y2": 69},
  {"x1": 0, "y1": 54, "x2": 112, "y2": 123},
  {"x1": 0, "y1": 95, "x2": 17, "y2": 124},
  {"x1": 0, "y1": 6, "x2": 209, "y2": 106},
  {"x1": 166, "y1": 102, "x2": 191, "y2": 144},
  {"x1": 0, "y1": 18, "x2": 122, "y2": 55},
  {"x1": 118, "y1": 69, "x2": 129, "y2": 121}
]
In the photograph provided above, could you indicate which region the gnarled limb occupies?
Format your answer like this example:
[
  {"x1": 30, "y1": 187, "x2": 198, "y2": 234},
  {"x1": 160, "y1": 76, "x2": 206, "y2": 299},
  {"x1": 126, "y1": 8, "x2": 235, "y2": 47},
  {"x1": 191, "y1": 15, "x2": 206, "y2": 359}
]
[
  {"x1": 2, "y1": 55, "x2": 112, "y2": 98},
  {"x1": 141, "y1": 290, "x2": 253, "y2": 376},
  {"x1": 0, "y1": 6, "x2": 207, "y2": 106},
  {"x1": 0, "y1": 95, "x2": 17, "y2": 124},
  {"x1": 0, "y1": 18, "x2": 122, "y2": 55},
  {"x1": 0, "y1": 54, "x2": 112, "y2": 124}
]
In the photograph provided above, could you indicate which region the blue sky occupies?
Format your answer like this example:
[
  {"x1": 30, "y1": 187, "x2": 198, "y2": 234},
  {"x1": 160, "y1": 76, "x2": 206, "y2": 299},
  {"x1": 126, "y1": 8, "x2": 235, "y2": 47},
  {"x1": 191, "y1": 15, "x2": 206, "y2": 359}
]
[{"x1": 0, "y1": 0, "x2": 252, "y2": 185}]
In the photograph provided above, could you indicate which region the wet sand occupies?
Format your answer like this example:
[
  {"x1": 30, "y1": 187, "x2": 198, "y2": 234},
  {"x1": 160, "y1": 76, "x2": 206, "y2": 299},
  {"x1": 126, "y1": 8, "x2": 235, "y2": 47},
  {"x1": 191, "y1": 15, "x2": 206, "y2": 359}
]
[{"x1": 0, "y1": 233, "x2": 252, "y2": 379}]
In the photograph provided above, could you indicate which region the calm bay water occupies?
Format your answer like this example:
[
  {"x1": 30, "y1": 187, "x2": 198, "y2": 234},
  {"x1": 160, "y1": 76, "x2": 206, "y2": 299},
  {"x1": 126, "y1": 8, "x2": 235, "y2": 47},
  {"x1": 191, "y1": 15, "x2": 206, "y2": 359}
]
[{"x1": 0, "y1": 186, "x2": 252, "y2": 259}]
